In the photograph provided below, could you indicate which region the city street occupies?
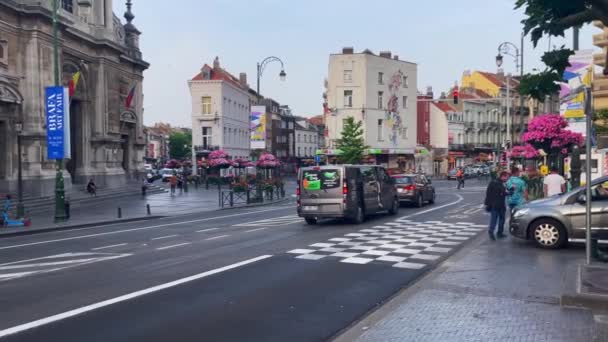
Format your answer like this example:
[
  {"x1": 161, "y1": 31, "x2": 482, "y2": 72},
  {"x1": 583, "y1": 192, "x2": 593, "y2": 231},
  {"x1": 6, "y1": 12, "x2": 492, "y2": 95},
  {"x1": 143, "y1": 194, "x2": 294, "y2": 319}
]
[{"x1": 0, "y1": 180, "x2": 493, "y2": 342}]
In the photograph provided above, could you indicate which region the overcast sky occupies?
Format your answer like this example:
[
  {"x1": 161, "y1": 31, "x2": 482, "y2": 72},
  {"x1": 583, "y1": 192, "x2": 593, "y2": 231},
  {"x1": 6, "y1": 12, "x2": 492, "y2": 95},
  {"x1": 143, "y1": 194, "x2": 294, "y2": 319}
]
[{"x1": 113, "y1": 0, "x2": 596, "y2": 127}]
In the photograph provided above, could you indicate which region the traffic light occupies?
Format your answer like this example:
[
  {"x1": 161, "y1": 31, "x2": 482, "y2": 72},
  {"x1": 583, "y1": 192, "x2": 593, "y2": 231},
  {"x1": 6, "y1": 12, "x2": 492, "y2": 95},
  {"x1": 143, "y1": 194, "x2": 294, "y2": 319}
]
[{"x1": 453, "y1": 88, "x2": 459, "y2": 105}]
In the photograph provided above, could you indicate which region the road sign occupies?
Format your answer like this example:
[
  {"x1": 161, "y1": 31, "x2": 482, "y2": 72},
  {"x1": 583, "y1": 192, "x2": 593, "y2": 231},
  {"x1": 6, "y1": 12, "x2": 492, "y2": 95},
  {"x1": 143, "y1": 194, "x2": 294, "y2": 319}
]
[
  {"x1": 45, "y1": 86, "x2": 66, "y2": 160},
  {"x1": 315, "y1": 155, "x2": 321, "y2": 163}
]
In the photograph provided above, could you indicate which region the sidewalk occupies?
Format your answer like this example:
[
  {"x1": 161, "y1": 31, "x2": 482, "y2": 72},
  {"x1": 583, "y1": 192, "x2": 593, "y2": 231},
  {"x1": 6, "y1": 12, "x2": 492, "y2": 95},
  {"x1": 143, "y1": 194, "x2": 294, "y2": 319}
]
[
  {"x1": 1, "y1": 181, "x2": 295, "y2": 236},
  {"x1": 335, "y1": 235, "x2": 600, "y2": 342}
]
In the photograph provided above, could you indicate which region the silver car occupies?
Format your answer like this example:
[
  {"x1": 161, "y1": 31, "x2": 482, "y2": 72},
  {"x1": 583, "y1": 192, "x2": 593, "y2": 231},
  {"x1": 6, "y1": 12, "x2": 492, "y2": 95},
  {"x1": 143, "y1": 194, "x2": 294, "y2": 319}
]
[{"x1": 510, "y1": 175, "x2": 608, "y2": 249}]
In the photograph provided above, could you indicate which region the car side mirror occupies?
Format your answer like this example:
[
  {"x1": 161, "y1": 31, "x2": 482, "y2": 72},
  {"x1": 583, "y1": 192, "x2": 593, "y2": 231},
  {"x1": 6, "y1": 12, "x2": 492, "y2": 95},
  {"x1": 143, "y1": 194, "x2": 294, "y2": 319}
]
[{"x1": 577, "y1": 194, "x2": 587, "y2": 204}]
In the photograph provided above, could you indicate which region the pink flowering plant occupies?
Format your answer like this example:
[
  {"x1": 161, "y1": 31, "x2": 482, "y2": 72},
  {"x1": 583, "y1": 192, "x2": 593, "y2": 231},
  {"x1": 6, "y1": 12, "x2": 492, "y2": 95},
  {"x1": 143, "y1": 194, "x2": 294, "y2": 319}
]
[
  {"x1": 207, "y1": 149, "x2": 231, "y2": 168},
  {"x1": 522, "y1": 114, "x2": 584, "y2": 155},
  {"x1": 256, "y1": 153, "x2": 281, "y2": 169},
  {"x1": 509, "y1": 144, "x2": 539, "y2": 159}
]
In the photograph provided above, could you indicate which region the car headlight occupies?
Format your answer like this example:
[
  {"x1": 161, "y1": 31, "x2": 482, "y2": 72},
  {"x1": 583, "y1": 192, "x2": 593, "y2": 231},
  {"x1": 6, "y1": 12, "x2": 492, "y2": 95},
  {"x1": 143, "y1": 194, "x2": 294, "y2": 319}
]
[{"x1": 513, "y1": 208, "x2": 530, "y2": 218}]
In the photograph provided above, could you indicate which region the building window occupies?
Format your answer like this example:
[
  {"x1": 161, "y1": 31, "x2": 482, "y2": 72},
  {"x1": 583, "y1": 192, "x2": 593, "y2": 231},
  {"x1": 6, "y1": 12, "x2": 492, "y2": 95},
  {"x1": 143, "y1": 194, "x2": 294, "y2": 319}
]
[
  {"x1": 344, "y1": 70, "x2": 352, "y2": 82},
  {"x1": 297, "y1": 134, "x2": 300, "y2": 143},
  {"x1": 298, "y1": 147, "x2": 301, "y2": 156},
  {"x1": 402, "y1": 96, "x2": 408, "y2": 109},
  {"x1": 378, "y1": 72, "x2": 384, "y2": 85},
  {"x1": 402, "y1": 76, "x2": 408, "y2": 88},
  {"x1": 61, "y1": 0, "x2": 73, "y2": 13},
  {"x1": 378, "y1": 91, "x2": 383, "y2": 109},
  {"x1": 344, "y1": 90, "x2": 353, "y2": 108},
  {"x1": 0, "y1": 40, "x2": 6, "y2": 66},
  {"x1": 378, "y1": 119, "x2": 384, "y2": 141},
  {"x1": 223, "y1": 127, "x2": 227, "y2": 144},
  {"x1": 202, "y1": 127, "x2": 212, "y2": 149},
  {"x1": 201, "y1": 96, "x2": 212, "y2": 114},
  {"x1": 401, "y1": 127, "x2": 408, "y2": 139}
]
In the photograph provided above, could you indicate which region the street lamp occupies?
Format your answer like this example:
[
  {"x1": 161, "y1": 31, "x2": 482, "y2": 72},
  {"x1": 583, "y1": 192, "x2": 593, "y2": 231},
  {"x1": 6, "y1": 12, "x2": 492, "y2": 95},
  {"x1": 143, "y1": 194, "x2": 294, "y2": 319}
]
[
  {"x1": 15, "y1": 121, "x2": 24, "y2": 218},
  {"x1": 52, "y1": 0, "x2": 66, "y2": 222},
  {"x1": 497, "y1": 34, "x2": 525, "y2": 146},
  {"x1": 256, "y1": 56, "x2": 286, "y2": 103}
]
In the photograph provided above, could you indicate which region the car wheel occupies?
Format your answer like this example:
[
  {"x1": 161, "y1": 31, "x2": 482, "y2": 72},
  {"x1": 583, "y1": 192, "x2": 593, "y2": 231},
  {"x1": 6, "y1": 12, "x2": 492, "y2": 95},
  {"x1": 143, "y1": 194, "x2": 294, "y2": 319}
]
[
  {"x1": 352, "y1": 205, "x2": 365, "y2": 224},
  {"x1": 304, "y1": 217, "x2": 317, "y2": 225},
  {"x1": 531, "y1": 219, "x2": 567, "y2": 249},
  {"x1": 429, "y1": 191, "x2": 436, "y2": 204},
  {"x1": 416, "y1": 194, "x2": 424, "y2": 208},
  {"x1": 388, "y1": 197, "x2": 399, "y2": 215}
]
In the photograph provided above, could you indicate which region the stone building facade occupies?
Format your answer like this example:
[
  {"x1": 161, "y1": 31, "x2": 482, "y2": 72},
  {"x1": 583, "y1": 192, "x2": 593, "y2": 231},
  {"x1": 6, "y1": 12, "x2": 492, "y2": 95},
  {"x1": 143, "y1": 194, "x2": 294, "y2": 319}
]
[{"x1": 0, "y1": 0, "x2": 149, "y2": 196}]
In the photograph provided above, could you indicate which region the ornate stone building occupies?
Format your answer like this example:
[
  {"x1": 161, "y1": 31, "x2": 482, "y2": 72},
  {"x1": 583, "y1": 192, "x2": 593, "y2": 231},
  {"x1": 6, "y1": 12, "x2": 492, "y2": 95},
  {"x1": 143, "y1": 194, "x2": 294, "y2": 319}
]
[{"x1": 0, "y1": 0, "x2": 149, "y2": 196}]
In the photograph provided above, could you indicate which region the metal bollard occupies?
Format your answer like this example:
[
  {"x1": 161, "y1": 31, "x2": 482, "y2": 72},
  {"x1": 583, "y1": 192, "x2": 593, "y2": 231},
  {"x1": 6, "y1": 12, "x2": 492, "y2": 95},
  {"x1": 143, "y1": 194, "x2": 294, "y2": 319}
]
[
  {"x1": 117, "y1": 207, "x2": 122, "y2": 218},
  {"x1": 146, "y1": 204, "x2": 151, "y2": 215},
  {"x1": 230, "y1": 191, "x2": 234, "y2": 207}
]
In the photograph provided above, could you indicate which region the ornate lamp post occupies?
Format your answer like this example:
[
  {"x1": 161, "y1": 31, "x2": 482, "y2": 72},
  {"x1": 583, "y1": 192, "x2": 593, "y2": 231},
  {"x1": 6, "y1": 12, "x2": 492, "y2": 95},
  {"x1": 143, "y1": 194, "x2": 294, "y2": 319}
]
[
  {"x1": 496, "y1": 35, "x2": 525, "y2": 145},
  {"x1": 15, "y1": 121, "x2": 24, "y2": 218},
  {"x1": 52, "y1": 0, "x2": 67, "y2": 222},
  {"x1": 256, "y1": 56, "x2": 286, "y2": 103}
]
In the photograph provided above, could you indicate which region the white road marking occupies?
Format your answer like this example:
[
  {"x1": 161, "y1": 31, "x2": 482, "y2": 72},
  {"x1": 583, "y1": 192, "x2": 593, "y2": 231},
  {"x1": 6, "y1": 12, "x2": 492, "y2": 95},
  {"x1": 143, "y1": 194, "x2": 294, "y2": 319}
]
[
  {"x1": 400, "y1": 194, "x2": 463, "y2": 219},
  {"x1": 197, "y1": 228, "x2": 219, "y2": 233},
  {"x1": 92, "y1": 243, "x2": 128, "y2": 251},
  {"x1": 244, "y1": 228, "x2": 267, "y2": 233},
  {"x1": 151, "y1": 235, "x2": 178, "y2": 240},
  {"x1": 0, "y1": 255, "x2": 272, "y2": 338},
  {"x1": 205, "y1": 235, "x2": 230, "y2": 241},
  {"x1": 0, "y1": 207, "x2": 290, "y2": 250},
  {"x1": 156, "y1": 243, "x2": 191, "y2": 250}
]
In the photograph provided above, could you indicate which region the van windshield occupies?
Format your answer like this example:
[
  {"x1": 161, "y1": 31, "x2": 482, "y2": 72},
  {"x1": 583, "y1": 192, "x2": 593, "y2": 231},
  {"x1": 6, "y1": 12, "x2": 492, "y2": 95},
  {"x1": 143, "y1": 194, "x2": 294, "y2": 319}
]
[{"x1": 302, "y1": 169, "x2": 340, "y2": 190}]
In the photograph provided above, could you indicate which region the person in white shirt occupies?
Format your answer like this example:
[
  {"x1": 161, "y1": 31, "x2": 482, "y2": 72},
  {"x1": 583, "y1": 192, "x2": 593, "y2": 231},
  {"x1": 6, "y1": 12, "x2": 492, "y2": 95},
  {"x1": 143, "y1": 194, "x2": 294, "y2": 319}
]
[{"x1": 543, "y1": 166, "x2": 566, "y2": 197}]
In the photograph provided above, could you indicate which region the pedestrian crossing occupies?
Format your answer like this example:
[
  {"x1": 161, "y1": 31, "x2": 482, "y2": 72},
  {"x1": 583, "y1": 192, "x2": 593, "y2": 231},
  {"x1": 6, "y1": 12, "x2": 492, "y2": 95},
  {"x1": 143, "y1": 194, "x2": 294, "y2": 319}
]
[
  {"x1": 233, "y1": 215, "x2": 303, "y2": 227},
  {"x1": 288, "y1": 219, "x2": 485, "y2": 270}
]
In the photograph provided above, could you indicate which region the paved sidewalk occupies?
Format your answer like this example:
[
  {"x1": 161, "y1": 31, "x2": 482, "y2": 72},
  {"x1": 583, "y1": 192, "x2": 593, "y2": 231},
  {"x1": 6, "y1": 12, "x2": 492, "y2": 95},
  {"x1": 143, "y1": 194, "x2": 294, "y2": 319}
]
[
  {"x1": 1, "y1": 181, "x2": 296, "y2": 236},
  {"x1": 336, "y1": 235, "x2": 599, "y2": 342}
]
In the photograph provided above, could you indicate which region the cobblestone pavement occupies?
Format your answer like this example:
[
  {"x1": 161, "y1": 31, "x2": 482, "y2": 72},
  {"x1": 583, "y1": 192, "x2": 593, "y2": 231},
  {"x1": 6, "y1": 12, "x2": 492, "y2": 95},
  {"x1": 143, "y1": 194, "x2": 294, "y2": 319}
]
[{"x1": 337, "y1": 224, "x2": 599, "y2": 342}]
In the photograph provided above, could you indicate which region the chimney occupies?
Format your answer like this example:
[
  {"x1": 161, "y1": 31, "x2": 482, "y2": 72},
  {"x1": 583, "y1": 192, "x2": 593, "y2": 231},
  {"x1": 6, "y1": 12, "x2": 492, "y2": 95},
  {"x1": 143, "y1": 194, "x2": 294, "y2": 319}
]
[
  {"x1": 342, "y1": 47, "x2": 354, "y2": 54},
  {"x1": 239, "y1": 73, "x2": 247, "y2": 87},
  {"x1": 379, "y1": 51, "x2": 392, "y2": 59},
  {"x1": 213, "y1": 56, "x2": 220, "y2": 69},
  {"x1": 393, "y1": 55, "x2": 399, "y2": 60},
  {"x1": 426, "y1": 86, "x2": 433, "y2": 98}
]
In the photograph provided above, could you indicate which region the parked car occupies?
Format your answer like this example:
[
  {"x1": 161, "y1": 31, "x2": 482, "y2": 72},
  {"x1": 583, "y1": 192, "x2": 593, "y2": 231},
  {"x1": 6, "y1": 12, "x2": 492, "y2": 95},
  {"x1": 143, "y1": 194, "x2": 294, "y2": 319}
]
[
  {"x1": 510, "y1": 176, "x2": 608, "y2": 249},
  {"x1": 447, "y1": 168, "x2": 458, "y2": 180},
  {"x1": 392, "y1": 174, "x2": 435, "y2": 207},
  {"x1": 297, "y1": 165, "x2": 399, "y2": 225},
  {"x1": 160, "y1": 168, "x2": 176, "y2": 182}
]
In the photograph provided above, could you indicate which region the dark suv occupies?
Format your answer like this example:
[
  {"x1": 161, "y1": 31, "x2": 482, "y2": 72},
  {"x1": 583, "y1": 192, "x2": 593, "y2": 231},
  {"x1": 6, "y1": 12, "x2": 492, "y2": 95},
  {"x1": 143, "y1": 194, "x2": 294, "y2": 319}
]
[{"x1": 392, "y1": 174, "x2": 435, "y2": 207}]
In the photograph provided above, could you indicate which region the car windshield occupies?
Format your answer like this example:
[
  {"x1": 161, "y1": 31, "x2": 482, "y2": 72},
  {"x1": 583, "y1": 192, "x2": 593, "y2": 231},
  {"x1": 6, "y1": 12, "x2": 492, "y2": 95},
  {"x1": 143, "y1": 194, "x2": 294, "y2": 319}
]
[{"x1": 392, "y1": 176, "x2": 413, "y2": 184}]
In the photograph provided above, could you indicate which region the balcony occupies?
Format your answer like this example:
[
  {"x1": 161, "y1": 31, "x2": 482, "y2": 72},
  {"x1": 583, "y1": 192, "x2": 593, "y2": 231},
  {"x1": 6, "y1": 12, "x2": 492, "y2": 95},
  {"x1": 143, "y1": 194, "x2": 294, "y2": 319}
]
[
  {"x1": 464, "y1": 121, "x2": 475, "y2": 129},
  {"x1": 594, "y1": 20, "x2": 605, "y2": 29},
  {"x1": 194, "y1": 144, "x2": 220, "y2": 153},
  {"x1": 487, "y1": 122, "x2": 498, "y2": 130},
  {"x1": 594, "y1": 52, "x2": 606, "y2": 67},
  {"x1": 449, "y1": 143, "x2": 466, "y2": 151},
  {"x1": 594, "y1": 75, "x2": 608, "y2": 96},
  {"x1": 594, "y1": 33, "x2": 608, "y2": 47}
]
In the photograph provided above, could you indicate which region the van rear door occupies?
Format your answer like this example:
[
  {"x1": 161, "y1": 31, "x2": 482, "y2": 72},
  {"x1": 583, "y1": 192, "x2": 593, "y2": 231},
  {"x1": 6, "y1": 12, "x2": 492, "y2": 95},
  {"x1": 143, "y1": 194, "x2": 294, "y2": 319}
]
[{"x1": 300, "y1": 168, "x2": 342, "y2": 211}]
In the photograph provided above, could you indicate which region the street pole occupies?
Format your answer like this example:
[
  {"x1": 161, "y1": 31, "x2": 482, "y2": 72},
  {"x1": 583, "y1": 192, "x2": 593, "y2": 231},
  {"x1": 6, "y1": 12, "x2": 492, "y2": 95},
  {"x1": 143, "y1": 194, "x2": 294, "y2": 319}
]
[
  {"x1": 16, "y1": 125, "x2": 24, "y2": 218},
  {"x1": 506, "y1": 73, "x2": 511, "y2": 168},
  {"x1": 52, "y1": 0, "x2": 66, "y2": 222},
  {"x1": 519, "y1": 32, "x2": 525, "y2": 140},
  {"x1": 585, "y1": 86, "x2": 593, "y2": 265},
  {"x1": 256, "y1": 63, "x2": 261, "y2": 104}
]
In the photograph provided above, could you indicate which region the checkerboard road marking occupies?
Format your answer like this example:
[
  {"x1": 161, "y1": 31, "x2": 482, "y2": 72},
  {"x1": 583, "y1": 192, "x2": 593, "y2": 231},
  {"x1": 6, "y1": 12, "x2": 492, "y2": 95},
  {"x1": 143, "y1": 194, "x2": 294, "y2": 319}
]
[{"x1": 288, "y1": 219, "x2": 485, "y2": 270}]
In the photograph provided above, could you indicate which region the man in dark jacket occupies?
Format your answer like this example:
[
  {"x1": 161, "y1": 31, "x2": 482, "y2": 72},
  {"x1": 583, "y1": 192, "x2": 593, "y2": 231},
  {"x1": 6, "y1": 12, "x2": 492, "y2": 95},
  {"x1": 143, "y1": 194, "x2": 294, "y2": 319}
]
[{"x1": 484, "y1": 171, "x2": 509, "y2": 241}]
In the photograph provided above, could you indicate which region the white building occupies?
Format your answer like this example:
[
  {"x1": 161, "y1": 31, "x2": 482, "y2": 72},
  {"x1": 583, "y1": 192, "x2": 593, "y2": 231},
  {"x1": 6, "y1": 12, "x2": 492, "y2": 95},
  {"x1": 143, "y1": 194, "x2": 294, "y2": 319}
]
[
  {"x1": 325, "y1": 47, "x2": 418, "y2": 168},
  {"x1": 189, "y1": 57, "x2": 251, "y2": 160},
  {"x1": 295, "y1": 119, "x2": 320, "y2": 159},
  {"x1": 432, "y1": 102, "x2": 466, "y2": 169},
  {"x1": 429, "y1": 102, "x2": 450, "y2": 174}
]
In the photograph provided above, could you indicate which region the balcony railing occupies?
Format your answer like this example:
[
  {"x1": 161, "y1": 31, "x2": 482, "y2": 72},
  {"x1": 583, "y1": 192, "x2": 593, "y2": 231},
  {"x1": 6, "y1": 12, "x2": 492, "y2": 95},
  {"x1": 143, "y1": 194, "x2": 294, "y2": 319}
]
[
  {"x1": 464, "y1": 121, "x2": 475, "y2": 129},
  {"x1": 449, "y1": 143, "x2": 466, "y2": 151},
  {"x1": 194, "y1": 144, "x2": 220, "y2": 153},
  {"x1": 594, "y1": 33, "x2": 608, "y2": 47}
]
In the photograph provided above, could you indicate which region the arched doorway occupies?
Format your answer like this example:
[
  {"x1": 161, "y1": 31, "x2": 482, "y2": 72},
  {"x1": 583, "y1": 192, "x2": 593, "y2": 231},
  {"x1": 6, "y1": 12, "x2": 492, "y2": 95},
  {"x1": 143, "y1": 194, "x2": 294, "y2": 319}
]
[
  {"x1": 62, "y1": 62, "x2": 87, "y2": 184},
  {"x1": 0, "y1": 83, "x2": 24, "y2": 191},
  {"x1": 120, "y1": 111, "x2": 137, "y2": 178}
]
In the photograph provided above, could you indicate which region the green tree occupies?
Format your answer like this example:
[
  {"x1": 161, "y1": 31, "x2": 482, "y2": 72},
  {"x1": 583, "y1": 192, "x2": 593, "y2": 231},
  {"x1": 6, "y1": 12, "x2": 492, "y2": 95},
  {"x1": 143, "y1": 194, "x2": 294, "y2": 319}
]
[
  {"x1": 169, "y1": 131, "x2": 192, "y2": 160},
  {"x1": 335, "y1": 117, "x2": 367, "y2": 164},
  {"x1": 515, "y1": 0, "x2": 606, "y2": 101}
]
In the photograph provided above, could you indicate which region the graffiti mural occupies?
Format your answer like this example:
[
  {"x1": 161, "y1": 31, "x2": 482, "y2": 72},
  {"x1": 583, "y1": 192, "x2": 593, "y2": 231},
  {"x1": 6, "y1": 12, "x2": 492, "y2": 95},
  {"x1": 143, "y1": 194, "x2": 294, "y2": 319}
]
[{"x1": 385, "y1": 70, "x2": 404, "y2": 145}]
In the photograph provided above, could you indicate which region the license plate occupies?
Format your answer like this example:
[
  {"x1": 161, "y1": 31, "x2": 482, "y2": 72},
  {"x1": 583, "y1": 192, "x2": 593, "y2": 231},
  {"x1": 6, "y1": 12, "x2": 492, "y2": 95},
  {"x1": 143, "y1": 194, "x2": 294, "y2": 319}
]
[{"x1": 303, "y1": 206, "x2": 318, "y2": 211}]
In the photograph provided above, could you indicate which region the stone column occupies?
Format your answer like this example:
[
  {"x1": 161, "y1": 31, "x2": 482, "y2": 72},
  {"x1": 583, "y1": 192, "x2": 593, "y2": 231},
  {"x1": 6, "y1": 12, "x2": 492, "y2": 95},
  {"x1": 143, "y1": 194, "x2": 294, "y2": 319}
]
[{"x1": 104, "y1": 0, "x2": 113, "y2": 31}]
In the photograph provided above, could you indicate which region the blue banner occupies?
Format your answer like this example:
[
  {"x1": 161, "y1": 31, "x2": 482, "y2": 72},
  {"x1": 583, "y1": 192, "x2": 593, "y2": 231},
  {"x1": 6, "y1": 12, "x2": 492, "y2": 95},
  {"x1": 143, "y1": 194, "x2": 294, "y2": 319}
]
[{"x1": 46, "y1": 86, "x2": 65, "y2": 160}]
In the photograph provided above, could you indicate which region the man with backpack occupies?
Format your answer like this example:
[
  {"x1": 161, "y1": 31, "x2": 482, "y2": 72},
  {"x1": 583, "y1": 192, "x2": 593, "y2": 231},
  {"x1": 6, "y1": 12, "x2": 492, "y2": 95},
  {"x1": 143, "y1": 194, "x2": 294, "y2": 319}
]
[{"x1": 456, "y1": 167, "x2": 465, "y2": 190}]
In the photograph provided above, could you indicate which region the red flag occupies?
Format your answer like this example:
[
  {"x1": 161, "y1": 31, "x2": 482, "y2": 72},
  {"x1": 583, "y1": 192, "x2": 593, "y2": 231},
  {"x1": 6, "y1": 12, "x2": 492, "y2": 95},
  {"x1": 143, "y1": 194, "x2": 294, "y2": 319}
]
[
  {"x1": 125, "y1": 85, "x2": 136, "y2": 108},
  {"x1": 68, "y1": 71, "x2": 81, "y2": 97}
]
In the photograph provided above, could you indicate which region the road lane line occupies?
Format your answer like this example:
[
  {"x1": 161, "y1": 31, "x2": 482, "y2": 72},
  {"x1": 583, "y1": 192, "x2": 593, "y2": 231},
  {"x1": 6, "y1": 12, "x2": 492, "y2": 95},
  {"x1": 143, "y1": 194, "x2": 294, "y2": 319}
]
[
  {"x1": 245, "y1": 228, "x2": 268, "y2": 233},
  {"x1": 151, "y1": 235, "x2": 178, "y2": 240},
  {"x1": 400, "y1": 194, "x2": 464, "y2": 219},
  {"x1": 0, "y1": 207, "x2": 290, "y2": 251},
  {"x1": 155, "y1": 243, "x2": 191, "y2": 250},
  {"x1": 196, "y1": 228, "x2": 219, "y2": 233},
  {"x1": 0, "y1": 255, "x2": 273, "y2": 338},
  {"x1": 91, "y1": 243, "x2": 128, "y2": 251},
  {"x1": 205, "y1": 235, "x2": 229, "y2": 241}
]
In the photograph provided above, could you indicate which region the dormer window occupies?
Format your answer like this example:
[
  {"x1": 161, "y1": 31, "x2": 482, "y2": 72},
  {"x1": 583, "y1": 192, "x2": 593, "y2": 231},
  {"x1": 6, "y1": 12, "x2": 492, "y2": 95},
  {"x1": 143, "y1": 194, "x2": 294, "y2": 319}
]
[
  {"x1": 0, "y1": 40, "x2": 7, "y2": 67},
  {"x1": 61, "y1": 0, "x2": 74, "y2": 13}
]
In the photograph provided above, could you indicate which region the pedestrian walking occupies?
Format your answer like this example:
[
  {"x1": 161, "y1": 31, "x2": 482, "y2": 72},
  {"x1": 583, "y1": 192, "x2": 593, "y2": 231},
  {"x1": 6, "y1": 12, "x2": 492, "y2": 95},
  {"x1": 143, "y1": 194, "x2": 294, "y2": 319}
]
[
  {"x1": 484, "y1": 171, "x2": 509, "y2": 240},
  {"x1": 141, "y1": 177, "x2": 148, "y2": 196},
  {"x1": 169, "y1": 173, "x2": 177, "y2": 196},
  {"x1": 506, "y1": 167, "x2": 528, "y2": 214},
  {"x1": 543, "y1": 166, "x2": 566, "y2": 197},
  {"x1": 456, "y1": 167, "x2": 465, "y2": 190}
]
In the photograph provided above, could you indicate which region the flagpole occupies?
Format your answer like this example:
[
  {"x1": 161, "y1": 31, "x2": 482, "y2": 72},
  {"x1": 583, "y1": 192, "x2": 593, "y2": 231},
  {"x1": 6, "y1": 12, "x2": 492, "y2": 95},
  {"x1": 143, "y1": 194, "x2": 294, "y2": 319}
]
[{"x1": 52, "y1": 0, "x2": 67, "y2": 222}]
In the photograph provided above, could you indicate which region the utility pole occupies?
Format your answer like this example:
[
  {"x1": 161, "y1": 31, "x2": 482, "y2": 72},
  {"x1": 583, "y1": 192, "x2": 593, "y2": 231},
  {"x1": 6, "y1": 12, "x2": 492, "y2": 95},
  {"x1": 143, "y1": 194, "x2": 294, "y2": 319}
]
[
  {"x1": 506, "y1": 73, "x2": 511, "y2": 168},
  {"x1": 52, "y1": 0, "x2": 66, "y2": 222},
  {"x1": 518, "y1": 32, "x2": 525, "y2": 141}
]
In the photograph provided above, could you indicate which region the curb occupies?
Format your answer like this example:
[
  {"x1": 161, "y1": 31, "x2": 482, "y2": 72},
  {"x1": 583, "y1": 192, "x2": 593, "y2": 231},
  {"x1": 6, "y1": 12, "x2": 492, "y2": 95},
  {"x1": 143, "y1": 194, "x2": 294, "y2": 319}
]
[
  {"x1": 219, "y1": 197, "x2": 290, "y2": 210},
  {"x1": 0, "y1": 215, "x2": 165, "y2": 238}
]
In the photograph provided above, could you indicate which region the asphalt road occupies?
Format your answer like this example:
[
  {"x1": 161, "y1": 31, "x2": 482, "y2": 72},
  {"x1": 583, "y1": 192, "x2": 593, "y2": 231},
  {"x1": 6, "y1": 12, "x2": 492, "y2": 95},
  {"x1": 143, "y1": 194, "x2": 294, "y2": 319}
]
[{"x1": 0, "y1": 180, "x2": 491, "y2": 342}]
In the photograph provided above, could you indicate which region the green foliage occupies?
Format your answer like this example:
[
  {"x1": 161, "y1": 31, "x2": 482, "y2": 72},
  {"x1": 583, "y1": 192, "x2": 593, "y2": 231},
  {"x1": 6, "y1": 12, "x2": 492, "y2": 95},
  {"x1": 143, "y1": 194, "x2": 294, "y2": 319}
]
[
  {"x1": 169, "y1": 131, "x2": 192, "y2": 160},
  {"x1": 594, "y1": 109, "x2": 608, "y2": 134},
  {"x1": 517, "y1": 71, "x2": 561, "y2": 102},
  {"x1": 541, "y1": 47, "x2": 575, "y2": 75},
  {"x1": 335, "y1": 117, "x2": 368, "y2": 164}
]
